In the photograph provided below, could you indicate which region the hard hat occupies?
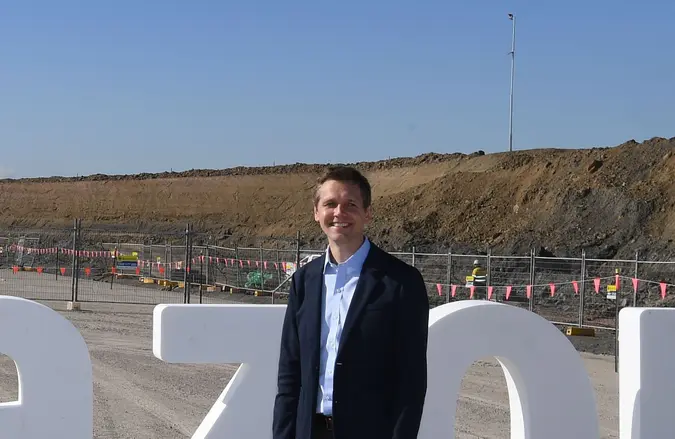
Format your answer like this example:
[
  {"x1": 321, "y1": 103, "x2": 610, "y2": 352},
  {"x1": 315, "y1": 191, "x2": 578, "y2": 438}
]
[{"x1": 473, "y1": 260, "x2": 480, "y2": 265}]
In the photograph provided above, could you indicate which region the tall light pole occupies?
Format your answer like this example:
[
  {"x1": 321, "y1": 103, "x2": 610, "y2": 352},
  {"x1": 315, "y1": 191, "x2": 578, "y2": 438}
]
[{"x1": 508, "y1": 13, "x2": 516, "y2": 152}]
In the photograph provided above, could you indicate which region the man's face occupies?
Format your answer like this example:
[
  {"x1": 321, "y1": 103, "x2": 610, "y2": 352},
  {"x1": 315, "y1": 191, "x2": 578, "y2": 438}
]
[{"x1": 314, "y1": 179, "x2": 372, "y2": 245}]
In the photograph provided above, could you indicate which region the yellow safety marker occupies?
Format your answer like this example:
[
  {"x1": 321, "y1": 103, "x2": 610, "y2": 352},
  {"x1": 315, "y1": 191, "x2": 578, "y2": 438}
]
[{"x1": 565, "y1": 326, "x2": 595, "y2": 337}]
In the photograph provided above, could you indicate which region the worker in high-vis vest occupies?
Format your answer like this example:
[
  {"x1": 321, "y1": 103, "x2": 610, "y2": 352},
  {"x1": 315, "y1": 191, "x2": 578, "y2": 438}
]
[{"x1": 472, "y1": 260, "x2": 487, "y2": 299}]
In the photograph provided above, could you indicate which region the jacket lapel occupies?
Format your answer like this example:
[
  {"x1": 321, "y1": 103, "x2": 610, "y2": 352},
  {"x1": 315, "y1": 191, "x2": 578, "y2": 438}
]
[
  {"x1": 303, "y1": 254, "x2": 325, "y2": 392},
  {"x1": 337, "y1": 245, "x2": 384, "y2": 357}
]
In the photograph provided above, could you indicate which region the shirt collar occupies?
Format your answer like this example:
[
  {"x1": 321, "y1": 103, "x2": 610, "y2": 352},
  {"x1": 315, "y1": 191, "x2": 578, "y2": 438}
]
[{"x1": 323, "y1": 237, "x2": 371, "y2": 274}]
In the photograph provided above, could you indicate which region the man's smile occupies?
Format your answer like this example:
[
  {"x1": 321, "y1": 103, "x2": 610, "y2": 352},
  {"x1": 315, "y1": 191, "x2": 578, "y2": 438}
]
[{"x1": 329, "y1": 222, "x2": 350, "y2": 228}]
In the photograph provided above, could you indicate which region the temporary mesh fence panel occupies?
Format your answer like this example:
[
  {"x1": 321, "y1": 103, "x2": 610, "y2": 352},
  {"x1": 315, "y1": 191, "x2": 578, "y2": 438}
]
[
  {"x1": 412, "y1": 252, "x2": 448, "y2": 305},
  {"x1": 635, "y1": 260, "x2": 675, "y2": 306},
  {"x1": 532, "y1": 257, "x2": 582, "y2": 326},
  {"x1": 0, "y1": 227, "x2": 75, "y2": 302},
  {"x1": 74, "y1": 229, "x2": 187, "y2": 305},
  {"x1": 489, "y1": 256, "x2": 532, "y2": 309},
  {"x1": 582, "y1": 258, "x2": 637, "y2": 329}
]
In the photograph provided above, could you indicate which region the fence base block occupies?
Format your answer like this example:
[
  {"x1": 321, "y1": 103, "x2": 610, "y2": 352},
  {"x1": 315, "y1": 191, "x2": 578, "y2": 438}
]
[
  {"x1": 565, "y1": 326, "x2": 595, "y2": 337},
  {"x1": 66, "y1": 301, "x2": 81, "y2": 311}
]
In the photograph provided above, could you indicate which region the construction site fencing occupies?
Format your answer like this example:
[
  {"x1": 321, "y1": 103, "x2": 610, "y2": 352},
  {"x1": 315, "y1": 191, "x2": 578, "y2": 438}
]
[{"x1": 1, "y1": 221, "x2": 674, "y2": 334}]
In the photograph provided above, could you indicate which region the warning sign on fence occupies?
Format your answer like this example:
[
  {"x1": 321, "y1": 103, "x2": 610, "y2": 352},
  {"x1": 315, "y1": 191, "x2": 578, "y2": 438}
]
[{"x1": 115, "y1": 252, "x2": 139, "y2": 272}]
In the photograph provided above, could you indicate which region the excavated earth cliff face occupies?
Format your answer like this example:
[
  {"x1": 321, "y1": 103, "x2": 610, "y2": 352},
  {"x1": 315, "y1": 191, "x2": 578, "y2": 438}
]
[{"x1": 1, "y1": 137, "x2": 674, "y2": 260}]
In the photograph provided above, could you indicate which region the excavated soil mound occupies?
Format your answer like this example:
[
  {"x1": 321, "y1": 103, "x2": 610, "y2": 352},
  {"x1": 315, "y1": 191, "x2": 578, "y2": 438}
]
[{"x1": 1, "y1": 137, "x2": 674, "y2": 261}]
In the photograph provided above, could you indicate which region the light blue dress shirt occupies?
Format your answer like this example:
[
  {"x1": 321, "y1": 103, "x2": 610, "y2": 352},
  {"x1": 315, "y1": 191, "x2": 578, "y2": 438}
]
[{"x1": 316, "y1": 237, "x2": 371, "y2": 415}]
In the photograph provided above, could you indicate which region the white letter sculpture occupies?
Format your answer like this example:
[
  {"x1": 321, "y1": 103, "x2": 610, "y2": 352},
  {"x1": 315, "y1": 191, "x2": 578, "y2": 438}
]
[
  {"x1": 153, "y1": 300, "x2": 603, "y2": 438},
  {"x1": 1, "y1": 294, "x2": 673, "y2": 437},
  {"x1": 0, "y1": 296, "x2": 92, "y2": 438},
  {"x1": 153, "y1": 304, "x2": 286, "y2": 438},
  {"x1": 619, "y1": 307, "x2": 675, "y2": 439},
  {"x1": 419, "y1": 301, "x2": 599, "y2": 438}
]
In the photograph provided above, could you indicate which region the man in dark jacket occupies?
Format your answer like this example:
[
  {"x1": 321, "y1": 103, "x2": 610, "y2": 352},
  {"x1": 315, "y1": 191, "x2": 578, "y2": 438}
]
[{"x1": 273, "y1": 166, "x2": 429, "y2": 439}]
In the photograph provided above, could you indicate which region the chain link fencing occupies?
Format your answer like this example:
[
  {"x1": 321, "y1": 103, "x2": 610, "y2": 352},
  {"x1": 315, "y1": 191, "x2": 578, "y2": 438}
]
[{"x1": 2, "y1": 222, "x2": 674, "y2": 333}]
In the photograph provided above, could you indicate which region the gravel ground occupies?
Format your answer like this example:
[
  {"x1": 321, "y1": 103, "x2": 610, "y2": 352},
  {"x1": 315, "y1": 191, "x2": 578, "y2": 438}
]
[{"x1": 0, "y1": 301, "x2": 620, "y2": 438}]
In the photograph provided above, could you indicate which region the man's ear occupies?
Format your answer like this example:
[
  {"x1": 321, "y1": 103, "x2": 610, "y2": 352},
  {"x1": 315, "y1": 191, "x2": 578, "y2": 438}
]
[
  {"x1": 313, "y1": 204, "x2": 320, "y2": 222},
  {"x1": 364, "y1": 205, "x2": 373, "y2": 224}
]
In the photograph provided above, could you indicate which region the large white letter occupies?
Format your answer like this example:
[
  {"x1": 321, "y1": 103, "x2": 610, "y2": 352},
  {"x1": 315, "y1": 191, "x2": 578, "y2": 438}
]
[
  {"x1": 153, "y1": 304, "x2": 286, "y2": 439},
  {"x1": 0, "y1": 296, "x2": 92, "y2": 438},
  {"x1": 619, "y1": 307, "x2": 675, "y2": 439},
  {"x1": 418, "y1": 301, "x2": 599, "y2": 439}
]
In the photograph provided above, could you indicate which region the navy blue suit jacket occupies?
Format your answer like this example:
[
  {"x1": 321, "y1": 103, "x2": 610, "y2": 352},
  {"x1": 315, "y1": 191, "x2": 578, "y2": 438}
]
[{"x1": 272, "y1": 242, "x2": 429, "y2": 439}]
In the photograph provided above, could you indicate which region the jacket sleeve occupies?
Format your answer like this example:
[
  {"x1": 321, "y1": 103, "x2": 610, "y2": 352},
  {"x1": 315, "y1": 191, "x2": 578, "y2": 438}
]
[
  {"x1": 272, "y1": 273, "x2": 302, "y2": 439},
  {"x1": 391, "y1": 267, "x2": 429, "y2": 439}
]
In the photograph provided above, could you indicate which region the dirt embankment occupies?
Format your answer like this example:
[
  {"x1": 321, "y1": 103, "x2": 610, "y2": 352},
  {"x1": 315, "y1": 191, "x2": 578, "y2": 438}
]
[{"x1": 1, "y1": 137, "x2": 674, "y2": 259}]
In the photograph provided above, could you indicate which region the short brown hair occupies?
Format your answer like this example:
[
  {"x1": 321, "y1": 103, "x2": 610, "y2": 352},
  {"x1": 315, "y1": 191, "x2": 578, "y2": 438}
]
[{"x1": 313, "y1": 166, "x2": 372, "y2": 208}]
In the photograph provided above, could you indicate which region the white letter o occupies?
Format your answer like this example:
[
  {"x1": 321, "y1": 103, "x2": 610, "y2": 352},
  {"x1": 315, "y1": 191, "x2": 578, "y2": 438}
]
[{"x1": 418, "y1": 301, "x2": 599, "y2": 439}]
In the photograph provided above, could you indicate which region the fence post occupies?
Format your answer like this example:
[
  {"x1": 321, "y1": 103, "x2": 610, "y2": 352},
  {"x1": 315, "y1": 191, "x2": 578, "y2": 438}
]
[
  {"x1": 183, "y1": 224, "x2": 190, "y2": 304},
  {"x1": 226, "y1": 246, "x2": 230, "y2": 291},
  {"x1": 163, "y1": 242, "x2": 168, "y2": 280},
  {"x1": 259, "y1": 243, "x2": 264, "y2": 293},
  {"x1": 295, "y1": 231, "x2": 301, "y2": 268},
  {"x1": 199, "y1": 248, "x2": 204, "y2": 304},
  {"x1": 276, "y1": 244, "x2": 281, "y2": 287},
  {"x1": 188, "y1": 225, "x2": 194, "y2": 304},
  {"x1": 148, "y1": 243, "x2": 153, "y2": 277},
  {"x1": 235, "y1": 244, "x2": 241, "y2": 289},
  {"x1": 529, "y1": 249, "x2": 535, "y2": 312},
  {"x1": 633, "y1": 251, "x2": 639, "y2": 307},
  {"x1": 55, "y1": 243, "x2": 59, "y2": 280},
  {"x1": 110, "y1": 247, "x2": 115, "y2": 290},
  {"x1": 614, "y1": 272, "x2": 620, "y2": 373},
  {"x1": 168, "y1": 243, "x2": 173, "y2": 281},
  {"x1": 205, "y1": 245, "x2": 210, "y2": 286},
  {"x1": 412, "y1": 246, "x2": 416, "y2": 267},
  {"x1": 446, "y1": 249, "x2": 452, "y2": 303},
  {"x1": 579, "y1": 250, "x2": 586, "y2": 327},
  {"x1": 75, "y1": 219, "x2": 82, "y2": 302},
  {"x1": 486, "y1": 248, "x2": 492, "y2": 300},
  {"x1": 70, "y1": 219, "x2": 78, "y2": 303}
]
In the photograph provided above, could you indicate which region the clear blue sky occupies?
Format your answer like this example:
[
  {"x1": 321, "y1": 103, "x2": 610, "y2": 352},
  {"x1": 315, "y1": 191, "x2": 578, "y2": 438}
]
[{"x1": 1, "y1": 1, "x2": 673, "y2": 178}]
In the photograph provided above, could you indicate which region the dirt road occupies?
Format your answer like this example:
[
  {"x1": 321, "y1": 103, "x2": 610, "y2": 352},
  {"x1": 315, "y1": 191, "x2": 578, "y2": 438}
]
[{"x1": 0, "y1": 302, "x2": 619, "y2": 438}]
